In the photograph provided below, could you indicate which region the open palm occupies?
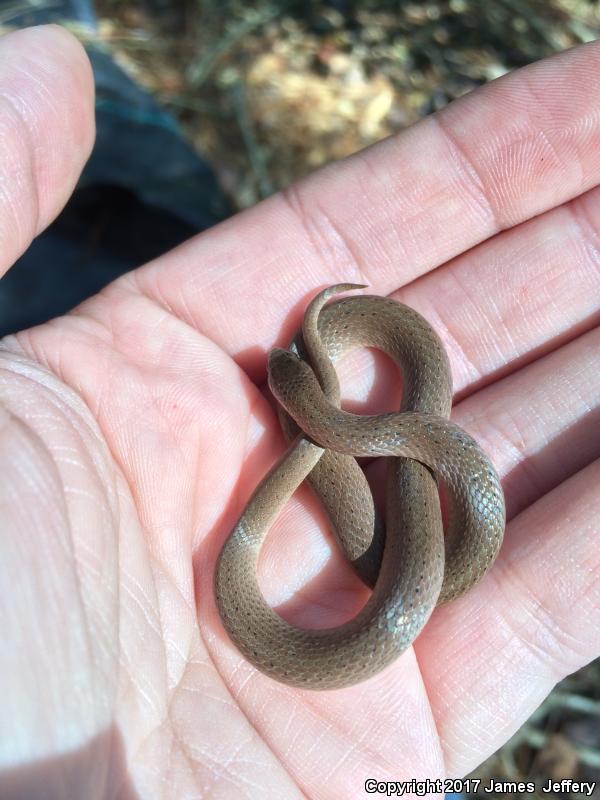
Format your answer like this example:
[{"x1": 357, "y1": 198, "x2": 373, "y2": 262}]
[{"x1": 1, "y1": 25, "x2": 599, "y2": 800}]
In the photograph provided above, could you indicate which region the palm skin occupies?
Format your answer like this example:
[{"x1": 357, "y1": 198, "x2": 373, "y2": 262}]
[{"x1": 1, "y1": 24, "x2": 599, "y2": 800}]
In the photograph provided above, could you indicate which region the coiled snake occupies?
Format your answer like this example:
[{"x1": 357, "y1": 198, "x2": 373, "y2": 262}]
[{"x1": 215, "y1": 284, "x2": 505, "y2": 689}]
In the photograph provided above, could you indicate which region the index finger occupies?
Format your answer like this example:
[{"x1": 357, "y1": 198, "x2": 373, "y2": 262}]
[{"x1": 130, "y1": 42, "x2": 600, "y2": 376}]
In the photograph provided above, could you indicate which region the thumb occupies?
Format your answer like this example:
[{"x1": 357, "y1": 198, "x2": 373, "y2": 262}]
[{"x1": 0, "y1": 24, "x2": 95, "y2": 278}]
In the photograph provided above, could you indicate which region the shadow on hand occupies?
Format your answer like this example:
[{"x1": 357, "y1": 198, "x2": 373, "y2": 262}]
[{"x1": 0, "y1": 725, "x2": 140, "y2": 800}]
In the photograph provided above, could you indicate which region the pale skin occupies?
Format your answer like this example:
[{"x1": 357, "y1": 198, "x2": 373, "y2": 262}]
[{"x1": 0, "y1": 22, "x2": 599, "y2": 799}]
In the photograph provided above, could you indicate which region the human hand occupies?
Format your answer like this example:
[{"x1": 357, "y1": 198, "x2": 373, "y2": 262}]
[{"x1": 1, "y1": 24, "x2": 598, "y2": 799}]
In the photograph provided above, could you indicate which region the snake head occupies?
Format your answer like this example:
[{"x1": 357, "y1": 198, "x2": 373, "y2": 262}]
[
  {"x1": 268, "y1": 347, "x2": 317, "y2": 409},
  {"x1": 268, "y1": 346, "x2": 301, "y2": 383}
]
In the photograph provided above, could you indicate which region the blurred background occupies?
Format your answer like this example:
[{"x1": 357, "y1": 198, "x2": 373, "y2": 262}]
[{"x1": 1, "y1": 1, "x2": 599, "y2": 797}]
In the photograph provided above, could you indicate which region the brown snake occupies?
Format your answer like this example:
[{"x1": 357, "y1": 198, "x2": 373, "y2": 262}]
[{"x1": 215, "y1": 284, "x2": 505, "y2": 689}]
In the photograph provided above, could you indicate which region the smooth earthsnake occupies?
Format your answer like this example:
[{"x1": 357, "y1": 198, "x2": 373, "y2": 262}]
[{"x1": 215, "y1": 284, "x2": 505, "y2": 689}]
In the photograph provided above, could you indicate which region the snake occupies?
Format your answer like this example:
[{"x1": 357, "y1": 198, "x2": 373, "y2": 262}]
[{"x1": 215, "y1": 284, "x2": 505, "y2": 690}]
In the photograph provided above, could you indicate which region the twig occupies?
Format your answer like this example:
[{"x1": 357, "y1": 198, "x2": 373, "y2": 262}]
[
  {"x1": 0, "y1": 0, "x2": 62, "y2": 25},
  {"x1": 522, "y1": 728, "x2": 600, "y2": 770},
  {"x1": 230, "y1": 79, "x2": 273, "y2": 199},
  {"x1": 546, "y1": 691, "x2": 600, "y2": 716},
  {"x1": 187, "y1": 5, "x2": 282, "y2": 88},
  {"x1": 493, "y1": 0, "x2": 564, "y2": 51}
]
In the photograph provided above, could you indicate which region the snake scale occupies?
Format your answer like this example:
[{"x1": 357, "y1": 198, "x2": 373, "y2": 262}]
[{"x1": 215, "y1": 284, "x2": 505, "y2": 689}]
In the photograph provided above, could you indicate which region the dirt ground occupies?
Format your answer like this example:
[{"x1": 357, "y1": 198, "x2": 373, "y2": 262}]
[{"x1": 93, "y1": 0, "x2": 600, "y2": 211}]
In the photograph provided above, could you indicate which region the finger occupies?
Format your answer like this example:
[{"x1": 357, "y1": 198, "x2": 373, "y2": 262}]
[
  {"x1": 411, "y1": 325, "x2": 600, "y2": 774},
  {"x1": 455, "y1": 324, "x2": 600, "y2": 520},
  {"x1": 329, "y1": 181, "x2": 600, "y2": 421},
  {"x1": 392, "y1": 184, "x2": 600, "y2": 398},
  {"x1": 0, "y1": 25, "x2": 95, "y2": 277},
  {"x1": 130, "y1": 41, "x2": 600, "y2": 374},
  {"x1": 416, "y1": 457, "x2": 600, "y2": 776}
]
